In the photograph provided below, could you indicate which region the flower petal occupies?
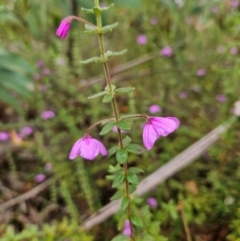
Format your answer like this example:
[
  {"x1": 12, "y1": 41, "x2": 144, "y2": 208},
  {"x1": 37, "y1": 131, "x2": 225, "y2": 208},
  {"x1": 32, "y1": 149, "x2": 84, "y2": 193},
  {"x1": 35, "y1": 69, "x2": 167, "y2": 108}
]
[
  {"x1": 151, "y1": 117, "x2": 179, "y2": 136},
  {"x1": 69, "y1": 138, "x2": 84, "y2": 160},
  {"x1": 143, "y1": 122, "x2": 158, "y2": 150}
]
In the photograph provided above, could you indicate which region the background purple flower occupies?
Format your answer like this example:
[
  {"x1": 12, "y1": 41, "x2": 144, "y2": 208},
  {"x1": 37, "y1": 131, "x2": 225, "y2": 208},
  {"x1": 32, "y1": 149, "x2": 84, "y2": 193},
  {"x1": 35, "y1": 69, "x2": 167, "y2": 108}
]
[
  {"x1": 179, "y1": 91, "x2": 188, "y2": 99},
  {"x1": 160, "y1": 46, "x2": 173, "y2": 57},
  {"x1": 230, "y1": 0, "x2": 239, "y2": 8},
  {"x1": 37, "y1": 60, "x2": 44, "y2": 68},
  {"x1": 0, "y1": 132, "x2": 9, "y2": 141},
  {"x1": 148, "y1": 104, "x2": 162, "y2": 114},
  {"x1": 150, "y1": 17, "x2": 158, "y2": 25},
  {"x1": 44, "y1": 163, "x2": 52, "y2": 171},
  {"x1": 230, "y1": 47, "x2": 238, "y2": 55},
  {"x1": 18, "y1": 126, "x2": 33, "y2": 138},
  {"x1": 147, "y1": 197, "x2": 158, "y2": 208},
  {"x1": 35, "y1": 174, "x2": 46, "y2": 183},
  {"x1": 42, "y1": 68, "x2": 50, "y2": 75},
  {"x1": 197, "y1": 68, "x2": 206, "y2": 76},
  {"x1": 41, "y1": 110, "x2": 55, "y2": 120},
  {"x1": 136, "y1": 34, "x2": 147, "y2": 45},
  {"x1": 123, "y1": 220, "x2": 131, "y2": 236},
  {"x1": 216, "y1": 94, "x2": 226, "y2": 102}
]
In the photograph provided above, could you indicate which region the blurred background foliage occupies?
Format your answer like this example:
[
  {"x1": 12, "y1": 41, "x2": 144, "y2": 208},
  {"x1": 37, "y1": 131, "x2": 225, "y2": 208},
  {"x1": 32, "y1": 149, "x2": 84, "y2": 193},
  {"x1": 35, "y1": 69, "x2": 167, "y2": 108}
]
[{"x1": 0, "y1": 0, "x2": 240, "y2": 240}]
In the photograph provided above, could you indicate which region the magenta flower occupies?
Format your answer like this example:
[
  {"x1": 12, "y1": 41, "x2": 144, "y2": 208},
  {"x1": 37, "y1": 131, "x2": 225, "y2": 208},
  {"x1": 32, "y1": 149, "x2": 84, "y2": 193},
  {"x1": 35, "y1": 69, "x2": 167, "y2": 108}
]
[
  {"x1": 147, "y1": 197, "x2": 158, "y2": 208},
  {"x1": 56, "y1": 18, "x2": 71, "y2": 39},
  {"x1": 143, "y1": 117, "x2": 180, "y2": 150},
  {"x1": 136, "y1": 34, "x2": 147, "y2": 45},
  {"x1": 216, "y1": 94, "x2": 226, "y2": 103},
  {"x1": 41, "y1": 110, "x2": 55, "y2": 120},
  {"x1": 35, "y1": 174, "x2": 46, "y2": 183},
  {"x1": 230, "y1": 47, "x2": 238, "y2": 55},
  {"x1": 149, "y1": 104, "x2": 162, "y2": 114},
  {"x1": 160, "y1": 46, "x2": 173, "y2": 57},
  {"x1": 123, "y1": 220, "x2": 131, "y2": 236},
  {"x1": 0, "y1": 132, "x2": 9, "y2": 141},
  {"x1": 197, "y1": 68, "x2": 206, "y2": 76},
  {"x1": 18, "y1": 126, "x2": 33, "y2": 138},
  {"x1": 69, "y1": 135, "x2": 107, "y2": 161}
]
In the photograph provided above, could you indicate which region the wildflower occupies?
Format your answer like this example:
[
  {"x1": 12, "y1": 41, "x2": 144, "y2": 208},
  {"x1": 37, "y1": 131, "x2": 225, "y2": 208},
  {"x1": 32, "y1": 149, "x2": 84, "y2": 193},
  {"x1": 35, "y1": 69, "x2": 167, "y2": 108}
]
[
  {"x1": 42, "y1": 68, "x2": 50, "y2": 75},
  {"x1": 41, "y1": 110, "x2": 55, "y2": 120},
  {"x1": 216, "y1": 94, "x2": 226, "y2": 103},
  {"x1": 230, "y1": 47, "x2": 238, "y2": 55},
  {"x1": 149, "y1": 104, "x2": 162, "y2": 114},
  {"x1": 143, "y1": 117, "x2": 180, "y2": 150},
  {"x1": 69, "y1": 135, "x2": 107, "y2": 161},
  {"x1": 56, "y1": 18, "x2": 71, "y2": 39},
  {"x1": 37, "y1": 60, "x2": 44, "y2": 68},
  {"x1": 123, "y1": 220, "x2": 131, "y2": 236},
  {"x1": 35, "y1": 174, "x2": 46, "y2": 183},
  {"x1": 197, "y1": 68, "x2": 206, "y2": 76},
  {"x1": 230, "y1": 0, "x2": 239, "y2": 8},
  {"x1": 44, "y1": 163, "x2": 52, "y2": 171},
  {"x1": 179, "y1": 91, "x2": 188, "y2": 99},
  {"x1": 18, "y1": 126, "x2": 33, "y2": 138},
  {"x1": 150, "y1": 17, "x2": 158, "y2": 25},
  {"x1": 0, "y1": 132, "x2": 9, "y2": 141},
  {"x1": 147, "y1": 197, "x2": 158, "y2": 208},
  {"x1": 136, "y1": 34, "x2": 147, "y2": 45},
  {"x1": 160, "y1": 46, "x2": 173, "y2": 57}
]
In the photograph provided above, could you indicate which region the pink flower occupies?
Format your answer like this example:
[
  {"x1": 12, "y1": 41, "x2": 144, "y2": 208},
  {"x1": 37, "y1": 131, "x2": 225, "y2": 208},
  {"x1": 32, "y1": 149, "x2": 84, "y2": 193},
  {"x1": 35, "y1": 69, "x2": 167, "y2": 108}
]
[
  {"x1": 56, "y1": 18, "x2": 71, "y2": 39},
  {"x1": 230, "y1": 47, "x2": 238, "y2": 55},
  {"x1": 143, "y1": 117, "x2": 180, "y2": 150},
  {"x1": 18, "y1": 126, "x2": 33, "y2": 138},
  {"x1": 216, "y1": 94, "x2": 226, "y2": 102},
  {"x1": 123, "y1": 220, "x2": 131, "y2": 236},
  {"x1": 42, "y1": 68, "x2": 50, "y2": 75},
  {"x1": 69, "y1": 135, "x2": 107, "y2": 161},
  {"x1": 150, "y1": 17, "x2": 158, "y2": 25},
  {"x1": 197, "y1": 68, "x2": 206, "y2": 76},
  {"x1": 179, "y1": 91, "x2": 188, "y2": 99},
  {"x1": 35, "y1": 174, "x2": 46, "y2": 183},
  {"x1": 160, "y1": 46, "x2": 173, "y2": 57},
  {"x1": 41, "y1": 110, "x2": 55, "y2": 120},
  {"x1": 230, "y1": 0, "x2": 239, "y2": 8},
  {"x1": 147, "y1": 197, "x2": 158, "y2": 208},
  {"x1": 149, "y1": 104, "x2": 162, "y2": 114},
  {"x1": 211, "y1": 6, "x2": 218, "y2": 13},
  {"x1": 37, "y1": 60, "x2": 44, "y2": 68},
  {"x1": 136, "y1": 34, "x2": 147, "y2": 45},
  {"x1": 44, "y1": 163, "x2": 52, "y2": 171},
  {"x1": 0, "y1": 132, "x2": 9, "y2": 141}
]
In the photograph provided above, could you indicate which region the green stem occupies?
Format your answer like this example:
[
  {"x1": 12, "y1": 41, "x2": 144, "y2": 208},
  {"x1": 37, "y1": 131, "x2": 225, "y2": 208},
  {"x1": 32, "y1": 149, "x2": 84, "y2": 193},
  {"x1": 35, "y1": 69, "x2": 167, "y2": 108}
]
[{"x1": 94, "y1": 2, "x2": 135, "y2": 240}]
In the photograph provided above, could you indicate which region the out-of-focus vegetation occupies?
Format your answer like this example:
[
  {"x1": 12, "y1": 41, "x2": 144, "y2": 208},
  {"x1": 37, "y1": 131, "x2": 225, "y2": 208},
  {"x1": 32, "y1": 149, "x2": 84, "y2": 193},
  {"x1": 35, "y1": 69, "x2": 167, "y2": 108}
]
[{"x1": 0, "y1": 0, "x2": 240, "y2": 240}]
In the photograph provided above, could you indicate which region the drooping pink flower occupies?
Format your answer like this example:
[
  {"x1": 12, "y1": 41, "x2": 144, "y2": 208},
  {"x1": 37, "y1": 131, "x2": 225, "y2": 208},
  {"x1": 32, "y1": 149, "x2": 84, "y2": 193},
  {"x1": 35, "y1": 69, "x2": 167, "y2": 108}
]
[
  {"x1": 69, "y1": 135, "x2": 107, "y2": 161},
  {"x1": 149, "y1": 104, "x2": 162, "y2": 114},
  {"x1": 56, "y1": 18, "x2": 71, "y2": 39},
  {"x1": 41, "y1": 110, "x2": 55, "y2": 120},
  {"x1": 18, "y1": 126, "x2": 33, "y2": 138},
  {"x1": 160, "y1": 46, "x2": 173, "y2": 57},
  {"x1": 197, "y1": 68, "x2": 206, "y2": 76},
  {"x1": 123, "y1": 220, "x2": 131, "y2": 236},
  {"x1": 0, "y1": 132, "x2": 9, "y2": 141},
  {"x1": 35, "y1": 174, "x2": 46, "y2": 183},
  {"x1": 143, "y1": 117, "x2": 180, "y2": 150},
  {"x1": 216, "y1": 94, "x2": 226, "y2": 102},
  {"x1": 136, "y1": 34, "x2": 147, "y2": 45},
  {"x1": 147, "y1": 197, "x2": 158, "y2": 208}
]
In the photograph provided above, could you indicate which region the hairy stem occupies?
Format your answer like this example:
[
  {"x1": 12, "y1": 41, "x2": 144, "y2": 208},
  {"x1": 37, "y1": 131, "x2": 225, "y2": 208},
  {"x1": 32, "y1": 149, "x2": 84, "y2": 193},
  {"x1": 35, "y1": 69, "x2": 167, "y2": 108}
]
[{"x1": 94, "y1": 1, "x2": 135, "y2": 240}]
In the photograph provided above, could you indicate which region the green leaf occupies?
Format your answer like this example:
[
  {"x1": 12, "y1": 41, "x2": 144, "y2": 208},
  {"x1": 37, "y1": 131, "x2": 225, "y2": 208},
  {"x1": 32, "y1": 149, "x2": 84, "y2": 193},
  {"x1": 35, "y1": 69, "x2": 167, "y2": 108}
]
[
  {"x1": 80, "y1": 56, "x2": 106, "y2": 64},
  {"x1": 101, "y1": 3, "x2": 115, "y2": 11},
  {"x1": 84, "y1": 24, "x2": 98, "y2": 34},
  {"x1": 103, "y1": 93, "x2": 114, "y2": 103},
  {"x1": 139, "y1": 233, "x2": 156, "y2": 241},
  {"x1": 112, "y1": 173, "x2": 125, "y2": 188},
  {"x1": 110, "y1": 190, "x2": 123, "y2": 201},
  {"x1": 101, "y1": 22, "x2": 118, "y2": 34},
  {"x1": 116, "y1": 120, "x2": 131, "y2": 131},
  {"x1": 121, "y1": 197, "x2": 129, "y2": 211},
  {"x1": 108, "y1": 146, "x2": 118, "y2": 158},
  {"x1": 100, "y1": 121, "x2": 115, "y2": 135},
  {"x1": 130, "y1": 214, "x2": 143, "y2": 227},
  {"x1": 126, "y1": 144, "x2": 145, "y2": 154},
  {"x1": 111, "y1": 234, "x2": 130, "y2": 241},
  {"x1": 129, "y1": 184, "x2": 137, "y2": 193},
  {"x1": 115, "y1": 86, "x2": 135, "y2": 94},
  {"x1": 128, "y1": 167, "x2": 144, "y2": 174},
  {"x1": 122, "y1": 136, "x2": 132, "y2": 147},
  {"x1": 127, "y1": 173, "x2": 139, "y2": 185},
  {"x1": 116, "y1": 149, "x2": 128, "y2": 164},
  {"x1": 88, "y1": 91, "x2": 108, "y2": 99},
  {"x1": 118, "y1": 214, "x2": 127, "y2": 230},
  {"x1": 105, "y1": 49, "x2": 127, "y2": 58},
  {"x1": 81, "y1": 7, "x2": 94, "y2": 14}
]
